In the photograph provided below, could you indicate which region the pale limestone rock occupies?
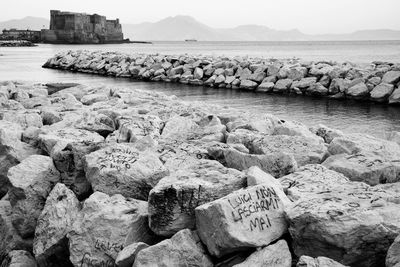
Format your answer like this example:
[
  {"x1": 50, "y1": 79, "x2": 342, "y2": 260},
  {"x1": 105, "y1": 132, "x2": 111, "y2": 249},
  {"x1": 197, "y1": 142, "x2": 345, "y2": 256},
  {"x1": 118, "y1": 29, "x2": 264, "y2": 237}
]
[
  {"x1": 115, "y1": 242, "x2": 149, "y2": 267},
  {"x1": 0, "y1": 110, "x2": 42, "y2": 129},
  {"x1": 310, "y1": 124, "x2": 344, "y2": 144},
  {"x1": 246, "y1": 166, "x2": 281, "y2": 189},
  {"x1": 240, "y1": 79, "x2": 258, "y2": 90},
  {"x1": 251, "y1": 135, "x2": 328, "y2": 166},
  {"x1": 273, "y1": 79, "x2": 293, "y2": 93},
  {"x1": 257, "y1": 82, "x2": 275, "y2": 92},
  {"x1": 1, "y1": 250, "x2": 37, "y2": 267},
  {"x1": 208, "y1": 144, "x2": 297, "y2": 178},
  {"x1": 80, "y1": 93, "x2": 109, "y2": 105},
  {"x1": 389, "y1": 87, "x2": 400, "y2": 104},
  {"x1": 68, "y1": 192, "x2": 152, "y2": 267},
  {"x1": 370, "y1": 83, "x2": 394, "y2": 102},
  {"x1": 0, "y1": 201, "x2": 32, "y2": 261},
  {"x1": 297, "y1": 255, "x2": 348, "y2": 267},
  {"x1": 148, "y1": 160, "x2": 246, "y2": 236},
  {"x1": 345, "y1": 82, "x2": 369, "y2": 99},
  {"x1": 133, "y1": 229, "x2": 213, "y2": 267},
  {"x1": 33, "y1": 183, "x2": 80, "y2": 266},
  {"x1": 284, "y1": 164, "x2": 400, "y2": 267},
  {"x1": 8, "y1": 155, "x2": 60, "y2": 238},
  {"x1": 195, "y1": 184, "x2": 291, "y2": 257},
  {"x1": 386, "y1": 235, "x2": 400, "y2": 267},
  {"x1": 233, "y1": 240, "x2": 292, "y2": 267},
  {"x1": 84, "y1": 143, "x2": 168, "y2": 200},
  {"x1": 382, "y1": 71, "x2": 400, "y2": 84},
  {"x1": 115, "y1": 115, "x2": 162, "y2": 143}
]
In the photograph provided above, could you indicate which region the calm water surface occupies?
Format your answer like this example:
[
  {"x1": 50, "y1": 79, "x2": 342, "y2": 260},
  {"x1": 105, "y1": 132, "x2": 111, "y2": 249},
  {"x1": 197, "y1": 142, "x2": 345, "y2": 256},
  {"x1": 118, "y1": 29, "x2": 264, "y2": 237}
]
[{"x1": 1, "y1": 41, "x2": 400, "y2": 138}]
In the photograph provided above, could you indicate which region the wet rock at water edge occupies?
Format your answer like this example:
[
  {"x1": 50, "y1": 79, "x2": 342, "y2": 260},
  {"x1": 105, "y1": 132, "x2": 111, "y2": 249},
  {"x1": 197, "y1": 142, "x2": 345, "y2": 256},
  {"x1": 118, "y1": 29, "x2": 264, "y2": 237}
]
[
  {"x1": 195, "y1": 183, "x2": 291, "y2": 257},
  {"x1": 115, "y1": 242, "x2": 149, "y2": 267},
  {"x1": 84, "y1": 143, "x2": 168, "y2": 200},
  {"x1": 148, "y1": 160, "x2": 246, "y2": 236},
  {"x1": 133, "y1": 229, "x2": 213, "y2": 267},
  {"x1": 233, "y1": 239, "x2": 291, "y2": 267},
  {"x1": 7, "y1": 155, "x2": 60, "y2": 238},
  {"x1": 68, "y1": 192, "x2": 152, "y2": 267},
  {"x1": 33, "y1": 183, "x2": 80, "y2": 266},
  {"x1": 297, "y1": 255, "x2": 348, "y2": 267},
  {"x1": 1, "y1": 250, "x2": 37, "y2": 267},
  {"x1": 283, "y1": 164, "x2": 400, "y2": 267}
]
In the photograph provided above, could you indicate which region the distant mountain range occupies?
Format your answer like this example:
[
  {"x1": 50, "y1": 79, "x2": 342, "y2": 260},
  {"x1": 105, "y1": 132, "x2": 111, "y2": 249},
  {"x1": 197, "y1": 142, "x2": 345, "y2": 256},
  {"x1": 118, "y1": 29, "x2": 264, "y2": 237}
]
[{"x1": 2, "y1": 15, "x2": 400, "y2": 41}]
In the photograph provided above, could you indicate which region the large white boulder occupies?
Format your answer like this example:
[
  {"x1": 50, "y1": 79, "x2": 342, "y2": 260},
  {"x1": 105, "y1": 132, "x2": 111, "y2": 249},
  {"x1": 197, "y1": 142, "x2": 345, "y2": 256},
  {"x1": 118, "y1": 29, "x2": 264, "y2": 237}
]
[{"x1": 195, "y1": 183, "x2": 291, "y2": 257}]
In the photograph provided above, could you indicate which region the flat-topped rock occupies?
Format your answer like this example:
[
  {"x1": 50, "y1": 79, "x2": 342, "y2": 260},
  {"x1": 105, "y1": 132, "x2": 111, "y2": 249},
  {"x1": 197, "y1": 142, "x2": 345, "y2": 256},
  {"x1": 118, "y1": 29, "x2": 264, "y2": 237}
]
[
  {"x1": 297, "y1": 255, "x2": 348, "y2": 267},
  {"x1": 148, "y1": 160, "x2": 246, "y2": 236},
  {"x1": 250, "y1": 135, "x2": 328, "y2": 166},
  {"x1": 8, "y1": 155, "x2": 60, "y2": 238},
  {"x1": 283, "y1": 165, "x2": 400, "y2": 267},
  {"x1": 233, "y1": 239, "x2": 291, "y2": 267},
  {"x1": 115, "y1": 242, "x2": 149, "y2": 267},
  {"x1": 68, "y1": 192, "x2": 152, "y2": 267},
  {"x1": 133, "y1": 229, "x2": 213, "y2": 267},
  {"x1": 33, "y1": 183, "x2": 79, "y2": 266},
  {"x1": 84, "y1": 143, "x2": 168, "y2": 200},
  {"x1": 195, "y1": 183, "x2": 291, "y2": 257}
]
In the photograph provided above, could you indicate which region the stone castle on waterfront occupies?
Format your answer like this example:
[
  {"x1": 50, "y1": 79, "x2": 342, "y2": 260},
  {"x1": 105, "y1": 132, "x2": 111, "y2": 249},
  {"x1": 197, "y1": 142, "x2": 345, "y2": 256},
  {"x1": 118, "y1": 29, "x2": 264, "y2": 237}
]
[{"x1": 41, "y1": 10, "x2": 127, "y2": 44}]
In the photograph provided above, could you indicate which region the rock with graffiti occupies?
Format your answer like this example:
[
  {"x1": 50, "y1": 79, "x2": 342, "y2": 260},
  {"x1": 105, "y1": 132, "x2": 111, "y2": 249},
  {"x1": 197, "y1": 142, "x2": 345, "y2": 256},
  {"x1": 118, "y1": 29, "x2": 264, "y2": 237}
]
[{"x1": 0, "y1": 80, "x2": 400, "y2": 266}]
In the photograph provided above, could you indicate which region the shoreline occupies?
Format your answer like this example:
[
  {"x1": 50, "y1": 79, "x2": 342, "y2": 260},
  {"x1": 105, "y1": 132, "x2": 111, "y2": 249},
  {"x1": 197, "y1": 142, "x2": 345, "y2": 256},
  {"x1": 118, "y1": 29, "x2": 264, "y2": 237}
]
[
  {"x1": 1, "y1": 80, "x2": 400, "y2": 266},
  {"x1": 43, "y1": 50, "x2": 400, "y2": 105}
]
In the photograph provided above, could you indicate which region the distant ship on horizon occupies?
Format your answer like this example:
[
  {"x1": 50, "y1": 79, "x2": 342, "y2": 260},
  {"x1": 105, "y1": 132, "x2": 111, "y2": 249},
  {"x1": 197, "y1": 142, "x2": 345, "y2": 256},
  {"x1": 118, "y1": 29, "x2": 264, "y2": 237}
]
[{"x1": 185, "y1": 39, "x2": 197, "y2": 42}]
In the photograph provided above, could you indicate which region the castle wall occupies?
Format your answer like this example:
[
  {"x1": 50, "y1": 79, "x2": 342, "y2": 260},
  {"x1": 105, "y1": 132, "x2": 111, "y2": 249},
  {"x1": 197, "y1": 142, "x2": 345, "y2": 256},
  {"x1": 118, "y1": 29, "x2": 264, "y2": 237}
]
[{"x1": 43, "y1": 10, "x2": 125, "y2": 44}]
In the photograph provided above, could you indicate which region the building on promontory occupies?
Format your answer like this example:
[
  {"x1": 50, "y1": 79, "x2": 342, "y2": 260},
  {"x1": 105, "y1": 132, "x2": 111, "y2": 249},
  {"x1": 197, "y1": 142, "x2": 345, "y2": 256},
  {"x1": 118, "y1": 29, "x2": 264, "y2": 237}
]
[{"x1": 41, "y1": 10, "x2": 129, "y2": 44}]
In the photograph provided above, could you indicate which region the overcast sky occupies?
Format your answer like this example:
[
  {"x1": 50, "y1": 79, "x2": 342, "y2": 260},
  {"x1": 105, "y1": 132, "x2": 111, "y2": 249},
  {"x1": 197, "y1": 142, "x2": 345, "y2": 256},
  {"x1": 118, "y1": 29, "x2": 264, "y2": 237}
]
[{"x1": 1, "y1": 0, "x2": 400, "y2": 34}]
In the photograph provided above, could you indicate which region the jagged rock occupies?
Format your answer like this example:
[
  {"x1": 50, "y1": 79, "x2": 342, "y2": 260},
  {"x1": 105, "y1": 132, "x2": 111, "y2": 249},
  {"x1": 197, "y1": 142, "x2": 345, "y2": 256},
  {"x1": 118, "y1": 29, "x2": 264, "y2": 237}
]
[
  {"x1": 133, "y1": 229, "x2": 213, "y2": 267},
  {"x1": 0, "y1": 110, "x2": 43, "y2": 129},
  {"x1": 251, "y1": 135, "x2": 327, "y2": 166},
  {"x1": 33, "y1": 183, "x2": 79, "y2": 266},
  {"x1": 84, "y1": 143, "x2": 168, "y2": 200},
  {"x1": 68, "y1": 192, "x2": 152, "y2": 267},
  {"x1": 389, "y1": 87, "x2": 400, "y2": 104},
  {"x1": 246, "y1": 166, "x2": 282, "y2": 189},
  {"x1": 387, "y1": 235, "x2": 400, "y2": 267},
  {"x1": 387, "y1": 131, "x2": 400, "y2": 145},
  {"x1": 257, "y1": 82, "x2": 275, "y2": 92},
  {"x1": 305, "y1": 83, "x2": 328, "y2": 96},
  {"x1": 272, "y1": 119, "x2": 322, "y2": 141},
  {"x1": 382, "y1": 71, "x2": 400, "y2": 84},
  {"x1": 291, "y1": 77, "x2": 317, "y2": 91},
  {"x1": 273, "y1": 79, "x2": 293, "y2": 93},
  {"x1": 233, "y1": 239, "x2": 292, "y2": 267},
  {"x1": 73, "y1": 111, "x2": 116, "y2": 137},
  {"x1": 195, "y1": 183, "x2": 291, "y2": 257},
  {"x1": 115, "y1": 242, "x2": 148, "y2": 267},
  {"x1": 1, "y1": 250, "x2": 37, "y2": 267},
  {"x1": 208, "y1": 144, "x2": 297, "y2": 178},
  {"x1": 80, "y1": 93, "x2": 109, "y2": 105},
  {"x1": 115, "y1": 114, "x2": 162, "y2": 143},
  {"x1": 148, "y1": 160, "x2": 246, "y2": 236},
  {"x1": 0, "y1": 201, "x2": 32, "y2": 261},
  {"x1": 345, "y1": 82, "x2": 369, "y2": 99},
  {"x1": 370, "y1": 83, "x2": 394, "y2": 102},
  {"x1": 39, "y1": 128, "x2": 104, "y2": 156},
  {"x1": 162, "y1": 115, "x2": 225, "y2": 143},
  {"x1": 240, "y1": 80, "x2": 258, "y2": 90},
  {"x1": 310, "y1": 124, "x2": 344, "y2": 144},
  {"x1": 283, "y1": 164, "x2": 400, "y2": 267},
  {"x1": 297, "y1": 255, "x2": 348, "y2": 267},
  {"x1": 323, "y1": 152, "x2": 400, "y2": 185},
  {"x1": 22, "y1": 127, "x2": 41, "y2": 147},
  {"x1": 193, "y1": 67, "x2": 204, "y2": 80},
  {"x1": 8, "y1": 155, "x2": 60, "y2": 238}
]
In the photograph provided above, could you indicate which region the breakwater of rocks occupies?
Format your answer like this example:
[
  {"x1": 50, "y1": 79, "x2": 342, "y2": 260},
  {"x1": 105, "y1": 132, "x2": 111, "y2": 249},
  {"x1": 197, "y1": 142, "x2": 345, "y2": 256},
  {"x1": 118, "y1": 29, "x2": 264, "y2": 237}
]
[
  {"x1": 0, "y1": 40, "x2": 36, "y2": 47},
  {"x1": 43, "y1": 50, "x2": 400, "y2": 105},
  {"x1": 1, "y1": 80, "x2": 400, "y2": 267}
]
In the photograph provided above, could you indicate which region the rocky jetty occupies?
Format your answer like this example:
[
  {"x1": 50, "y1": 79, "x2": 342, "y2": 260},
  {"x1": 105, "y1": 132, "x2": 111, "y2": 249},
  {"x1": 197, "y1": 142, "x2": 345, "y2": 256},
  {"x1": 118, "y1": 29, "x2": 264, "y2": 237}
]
[
  {"x1": 43, "y1": 50, "x2": 400, "y2": 104},
  {"x1": 0, "y1": 80, "x2": 400, "y2": 267},
  {"x1": 0, "y1": 41, "x2": 36, "y2": 47}
]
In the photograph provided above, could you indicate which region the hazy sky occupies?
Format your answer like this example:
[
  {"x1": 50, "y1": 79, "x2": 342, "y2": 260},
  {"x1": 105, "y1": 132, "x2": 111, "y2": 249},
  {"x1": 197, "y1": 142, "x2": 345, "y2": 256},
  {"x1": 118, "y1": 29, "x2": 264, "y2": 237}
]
[{"x1": 1, "y1": 0, "x2": 400, "y2": 34}]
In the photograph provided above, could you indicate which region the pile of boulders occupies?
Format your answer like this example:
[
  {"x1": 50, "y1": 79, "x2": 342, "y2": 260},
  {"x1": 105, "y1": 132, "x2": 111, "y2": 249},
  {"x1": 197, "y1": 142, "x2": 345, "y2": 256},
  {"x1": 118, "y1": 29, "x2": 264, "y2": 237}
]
[
  {"x1": 0, "y1": 40, "x2": 36, "y2": 47},
  {"x1": 1, "y1": 80, "x2": 400, "y2": 267},
  {"x1": 43, "y1": 50, "x2": 400, "y2": 104}
]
